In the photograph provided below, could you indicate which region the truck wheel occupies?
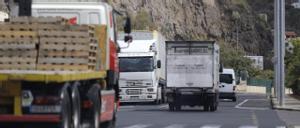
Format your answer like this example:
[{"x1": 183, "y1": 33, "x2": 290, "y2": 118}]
[
  {"x1": 89, "y1": 85, "x2": 101, "y2": 128},
  {"x1": 232, "y1": 97, "x2": 237, "y2": 102},
  {"x1": 71, "y1": 83, "x2": 81, "y2": 128},
  {"x1": 161, "y1": 85, "x2": 166, "y2": 103},
  {"x1": 209, "y1": 98, "x2": 217, "y2": 112},
  {"x1": 175, "y1": 101, "x2": 181, "y2": 111},
  {"x1": 168, "y1": 103, "x2": 175, "y2": 111},
  {"x1": 60, "y1": 84, "x2": 72, "y2": 128},
  {"x1": 175, "y1": 105, "x2": 181, "y2": 111},
  {"x1": 154, "y1": 99, "x2": 159, "y2": 105},
  {"x1": 102, "y1": 112, "x2": 116, "y2": 128},
  {"x1": 204, "y1": 105, "x2": 209, "y2": 111},
  {"x1": 209, "y1": 105, "x2": 217, "y2": 111}
]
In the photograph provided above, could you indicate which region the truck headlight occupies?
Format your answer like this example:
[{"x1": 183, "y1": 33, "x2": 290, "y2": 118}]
[
  {"x1": 22, "y1": 90, "x2": 34, "y2": 107},
  {"x1": 147, "y1": 88, "x2": 154, "y2": 92},
  {"x1": 143, "y1": 81, "x2": 152, "y2": 86}
]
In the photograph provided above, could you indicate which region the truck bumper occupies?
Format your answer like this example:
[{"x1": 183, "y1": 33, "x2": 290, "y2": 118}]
[
  {"x1": 219, "y1": 92, "x2": 236, "y2": 99},
  {"x1": 119, "y1": 94, "x2": 157, "y2": 103},
  {"x1": 166, "y1": 88, "x2": 218, "y2": 106},
  {"x1": 0, "y1": 115, "x2": 60, "y2": 122}
]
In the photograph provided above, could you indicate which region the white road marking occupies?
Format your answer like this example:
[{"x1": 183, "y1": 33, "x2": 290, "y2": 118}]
[
  {"x1": 235, "y1": 99, "x2": 249, "y2": 108},
  {"x1": 159, "y1": 104, "x2": 169, "y2": 109},
  {"x1": 235, "y1": 99, "x2": 269, "y2": 110},
  {"x1": 123, "y1": 124, "x2": 151, "y2": 128},
  {"x1": 276, "y1": 126, "x2": 286, "y2": 128},
  {"x1": 164, "y1": 124, "x2": 185, "y2": 128},
  {"x1": 120, "y1": 106, "x2": 136, "y2": 109},
  {"x1": 200, "y1": 124, "x2": 221, "y2": 128},
  {"x1": 238, "y1": 126, "x2": 258, "y2": 128},
  {"x1": 119, "y1": 106, "x2": 136, "y2": 112},
  {"x1": 120, "y1": 124, "x2": 286, "y2": 128}
]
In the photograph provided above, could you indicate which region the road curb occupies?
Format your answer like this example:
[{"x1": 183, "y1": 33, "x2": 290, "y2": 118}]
[{"x1": 271, "y1": 97, "x2": 300, "y2": 111}]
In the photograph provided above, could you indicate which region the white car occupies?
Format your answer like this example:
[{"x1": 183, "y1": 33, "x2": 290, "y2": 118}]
[{"x1": 219, "y1": 68, "x2": 237, "y2": 102}]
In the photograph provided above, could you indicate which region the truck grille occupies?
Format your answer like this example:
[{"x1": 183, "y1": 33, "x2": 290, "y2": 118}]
[
  {"x1": 126, "y1": 80, "x2": 152, "y2": 87},
  {"x1": 126, "y1": 89, "x2": 142, "y2": 95}
]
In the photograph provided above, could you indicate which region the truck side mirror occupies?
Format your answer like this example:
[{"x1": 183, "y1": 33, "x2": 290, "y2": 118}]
[
  {"x1": 124, "y1": 17, "x2": 132, "y2": 43},
  {"x1": 124, "y1": 35, "x2": 132, "y2": 43},
  {"x1": 124, "y1": 17, "x2": 131, "y2": 34},
  {"x1": 219, "y1": 64, "x2": 223, "y2": 73},
  {"x1": 157, "y1": 60, "x2": 161, "y2": 69}
]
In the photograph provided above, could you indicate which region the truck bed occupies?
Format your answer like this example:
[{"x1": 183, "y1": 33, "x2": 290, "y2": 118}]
[{"x1": 0, "y1": 70, "x2": 106, "y2": 82}]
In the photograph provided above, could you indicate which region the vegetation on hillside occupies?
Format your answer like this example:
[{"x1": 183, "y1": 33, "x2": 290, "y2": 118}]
[
  {"x1": 219, "y1": 41, "x2": 274, "y2": 80},
  {"x1": 286, "y1": 39, "x2": 300, "y2": 94}
]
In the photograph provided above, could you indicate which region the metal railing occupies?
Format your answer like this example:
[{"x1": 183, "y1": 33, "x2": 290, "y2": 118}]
[{"x1": 247, "y1": 78, "x2": 273, "y2": 95}]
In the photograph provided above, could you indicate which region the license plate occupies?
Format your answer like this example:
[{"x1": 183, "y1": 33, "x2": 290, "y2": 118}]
[
  {"x1": 181, "y1": 92, "x2": 194, "y2": 95},
  {"x1": 30, "y1": 105, "x2": 61, "y2": 113},
  {"x1": 130, "y1": 96, "x2": 139, "y2": 100}
]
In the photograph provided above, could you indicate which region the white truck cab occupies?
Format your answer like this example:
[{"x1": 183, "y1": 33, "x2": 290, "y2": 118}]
[
  {"x1": 118, "y1": 31, "x2": 166, "y2": 103},
  {"x1": 219, "y1": 68, "x2": 237, "y2": 101}
]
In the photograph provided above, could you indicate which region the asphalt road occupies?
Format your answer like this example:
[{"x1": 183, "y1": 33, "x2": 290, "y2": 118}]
[{"x1": 116, "y1": 93, "x2": 287, "y2": 128}]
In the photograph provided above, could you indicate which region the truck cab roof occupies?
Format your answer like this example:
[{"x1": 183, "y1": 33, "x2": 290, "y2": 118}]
[
  {"x1": 222, "y1": 68, "x2": 235, "y2": 75},
  {"x1": 118, "y1": 52, "x2": 155, "y2": 57}
]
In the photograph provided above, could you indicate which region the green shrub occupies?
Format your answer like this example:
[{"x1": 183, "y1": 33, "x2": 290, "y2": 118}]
[{"x1": 286, "y1": 39, "x2": 300, "y2": 94}]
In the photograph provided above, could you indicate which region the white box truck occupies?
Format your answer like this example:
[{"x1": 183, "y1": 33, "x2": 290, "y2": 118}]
[
  {"x1": 118, "y1": 31, "x2": 166, "y2": 103},
  {"x1": 165, "y1": 41, "x2": 222, "y2": 111}
]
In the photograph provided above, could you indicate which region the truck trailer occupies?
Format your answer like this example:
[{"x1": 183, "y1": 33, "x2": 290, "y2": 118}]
[
  {"x1": 0, "y1": 0, "x2": 131, "y2": 128},
  {"x1": 165, "y1": 41, "x2": 221, "y2": 111},
  {"x1": 118, "y1": 31, "x2": 166, "y2": 103}
]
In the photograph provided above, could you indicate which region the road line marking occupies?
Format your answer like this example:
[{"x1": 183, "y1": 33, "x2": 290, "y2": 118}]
[
  {"x1": 159, "y1": 104, "x2": 168, "y2": 109},
  {"x1": 235, "y1": 99, "x2": 269, "y2": 110},
  {"x1": 123, "y1": 124, "x2": 151, "y2": 128},
  {"x1": 120, "y1": 106, "x2": 135, "y2": 109},
  {"x1": 164, "y1": 124, "x2": 185, "y2": 128},
  {"x1": 251, "y1": 110, "x2": 258, "y2": 126},
  {"x1": 235, "y1": 99, "x2": 249, "y2": 108},
  {"x1": 276, "y1": 126, "x2": 286, "y2": 128},
  {"x1": 200, "y1": 124, "x2": 221, "y2": 128},
  {"x1": 238, "y1": 126, "x2": 258, "y2": 128}
]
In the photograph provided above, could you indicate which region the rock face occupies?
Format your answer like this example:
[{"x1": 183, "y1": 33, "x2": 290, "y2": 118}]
[
  {"x1": 111, "y1": 0, "x2": 273, "y2": 56},
  {"x1": 0, "y1": 0, "x2": 8, "y2": 12}
]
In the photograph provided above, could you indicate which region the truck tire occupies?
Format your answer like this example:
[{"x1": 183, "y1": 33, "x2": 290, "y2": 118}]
[
  {"x1": 102, "y1": 112, "x2": 116, "y2": 128},
  {"x1": 161, "y1": 86, "x2": 166, "y2": 103},
  {"x1": 209, "y1": 104, "x2": 217, "y2": 111},
  {"x1": 209, "y1": 96, "x2": 218, "y2": 112},
  {"x1": 89, "y1": 85, "x2": 101, "y2": 128},
  {"x1": 232, "y1": 97, "x2": 237, "y2": 102},
  {"x1": 154, "y1": 99, "x2": 160, "y2": 105},
  {"x1": 71, "y1": 82, "x2": 81, "y2": 128},
  {"x1": 175, "y1": 104, "x2": 181, "y2": 111},
  {"x1": 60, "y1": 84, "x2": 72, "y2": 128},
  {"x1": 204, "y1": 105, "x2": 209, "y2": 111},
  {"x1": 175, "y1": 97, "x2": 181, "y2": 111},
  {"x1": 168, "y1": 103, "x2": 175, "y2": 111}
]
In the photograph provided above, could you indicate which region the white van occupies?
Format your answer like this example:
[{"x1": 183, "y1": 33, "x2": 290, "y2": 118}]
[
  {"x1": 219, "y1": 68, "x2": 237, "y2": 101},
  {"x1": 0, "y1": 11, "x2": 8, "y2": 22}
]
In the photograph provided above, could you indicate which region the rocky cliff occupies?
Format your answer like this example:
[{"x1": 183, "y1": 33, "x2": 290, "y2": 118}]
[
  {"x1": 111, "y1": 0, "x2": 273, "y2": 57},
  {"x1": 0, "y1": 0, "x2": 275, "y2": 68}
]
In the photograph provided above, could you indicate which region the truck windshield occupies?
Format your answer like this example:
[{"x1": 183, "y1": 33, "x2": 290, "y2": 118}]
[
  {"x1": 119, "y1": 57, "x2": 154, "y2": 72},
  {"x1": 220, "y1": 74, "x2": 233, "y2": 84}
]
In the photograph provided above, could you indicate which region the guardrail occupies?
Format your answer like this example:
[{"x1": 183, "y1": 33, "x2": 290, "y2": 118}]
[{"x1": 247, "y1": 78, "x2": 273, "y2": 95}]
